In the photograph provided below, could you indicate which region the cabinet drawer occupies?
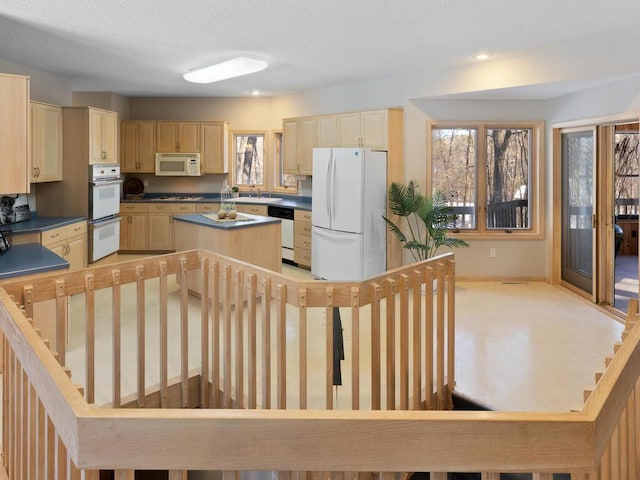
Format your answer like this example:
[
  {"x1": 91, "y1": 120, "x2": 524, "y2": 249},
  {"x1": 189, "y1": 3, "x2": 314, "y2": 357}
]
[
  {"x1": 295, "y1": 209, "x2": 312, "y2": 222},
  {"x1": 149, "y1": 203, "x2": 172, "y2": 213},
  {"x1": 121, "y1": 203, "x2": 149, "y2": 213},
  {"x1": 294, "y1": 247, "x2": 311, "y2": 267},
  {"x1": 196, "y1": 203, "x2": 220, "y2": 213},
  {"x1": 294, "y1": 221, "x2": 312, "y2": 237},
  {"x1": 66, "y1": 221, "x2": 87, "y2": 238},
  {"x1": 294, "y1": 234, "x2": 312, "y2": 249},
  {"x1": 172, "y1": 204, "x2": 196, "y2": 214},
  {"x1": 238, "y1": 205, "x2": 268, "y2": 216},
  {"x1": 41, "y1": 225, "x2": 67, "y2": 247}
]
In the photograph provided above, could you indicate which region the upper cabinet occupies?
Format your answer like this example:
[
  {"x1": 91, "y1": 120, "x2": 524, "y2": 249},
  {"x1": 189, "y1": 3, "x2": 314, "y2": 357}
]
[
  {"x1": 0, "y1": 74, "x2": 29, "y2": 194},
  {"x1": 121, "y1": 120, "x2": 156, "y2": 173},
  {"x1": 89, "y1": 108, "x2": 118, "y2": 164},
  {"x1": 201, "y1": 122, "x2": 228, "y2": 173},
  {"x1": 30, "y1": 101, "x2": 63, "y2": 183},
  {"x1": 156, "y1": 121, "x2": 200, "y2": 153},
  {"x1": 316, "y1": 115, "x2": 337, "y2": 147},
  {"x1": 63, "y1": 107, "x2": 119, "y2": 166},
  {"x1": 282, "y1": 117, "x2": 316, "y2": 175},
  {"x1": 337, "y1": 109, "x2": 389, "y2": 150}
]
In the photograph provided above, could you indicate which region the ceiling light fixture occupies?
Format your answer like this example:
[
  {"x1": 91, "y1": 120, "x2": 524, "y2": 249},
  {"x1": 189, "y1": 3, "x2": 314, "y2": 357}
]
[
  {"x1": 250, "y1": 90, "x2": 261, "y2": 96},
  {"x1": 183, "y1": 57, "x2": 268, "y2": 84},
  {"x1": 474, "y1": 53, "x2": 490, "y2": 61}
]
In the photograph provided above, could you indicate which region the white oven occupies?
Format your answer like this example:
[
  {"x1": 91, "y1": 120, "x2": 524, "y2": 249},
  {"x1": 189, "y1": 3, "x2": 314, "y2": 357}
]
[{"x1": 88, "y1": 164, "x2": 122, "y2": 262}]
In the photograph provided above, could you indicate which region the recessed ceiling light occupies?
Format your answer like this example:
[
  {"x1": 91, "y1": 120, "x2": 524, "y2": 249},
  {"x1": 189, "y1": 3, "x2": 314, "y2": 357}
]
[
  {"x1": 474, "y1": 53, "x2": 490, "y2": 61},
  {"x1": 250, "y1": 90, "x2": 261, "y2": 96},
  {"x1": 183, "y1": 57, "x2": 268, "y2": 84}
]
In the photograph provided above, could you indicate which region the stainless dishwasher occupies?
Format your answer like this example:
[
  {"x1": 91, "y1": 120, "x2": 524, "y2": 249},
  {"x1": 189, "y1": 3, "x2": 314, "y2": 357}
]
[{"x1": 267, "y1": 205, "x2": 295, "y2": 264}]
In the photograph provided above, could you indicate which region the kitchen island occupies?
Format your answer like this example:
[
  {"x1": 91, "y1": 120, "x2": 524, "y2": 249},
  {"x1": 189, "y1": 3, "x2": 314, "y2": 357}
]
[{"x1": 173, "y1": 212, "x2": 282, "y2": 274}]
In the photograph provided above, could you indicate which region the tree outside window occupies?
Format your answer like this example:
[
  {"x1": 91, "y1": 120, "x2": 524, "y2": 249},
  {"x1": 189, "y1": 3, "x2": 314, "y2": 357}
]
[
  {"x1": 429, "y1": 121, "x2": 543, "y2": 236},
  {"x1": 232, "y1": 131, "x2": 266, "y2": 190}
]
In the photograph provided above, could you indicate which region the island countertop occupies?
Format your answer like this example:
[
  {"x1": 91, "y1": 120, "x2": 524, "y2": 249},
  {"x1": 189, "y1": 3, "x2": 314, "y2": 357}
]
[
  {"x1": 0, "y1": 243, "x2": 69, "y2": 280},
  {"x1": 172, "y1": 212, "x2": 281, "y2": 229}
]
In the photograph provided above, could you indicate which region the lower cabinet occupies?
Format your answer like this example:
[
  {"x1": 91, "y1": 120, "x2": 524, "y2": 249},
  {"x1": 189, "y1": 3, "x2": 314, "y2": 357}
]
[
  {"x1": 294, "y1": 209, "x2": 312, "y2": 268},
  {"x1": 41, "y1": 220, "x2": 88, "y2": 271},
  {"x1": 235, "y1": 204, "x2": 268, "y2": 216},
  {"x1": 120, "y1": 203, "x2": 149, "y2": 251}
]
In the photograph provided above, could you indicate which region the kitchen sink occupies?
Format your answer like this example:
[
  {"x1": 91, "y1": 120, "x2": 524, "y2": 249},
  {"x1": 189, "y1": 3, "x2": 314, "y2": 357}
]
[{"x1": 232, "y1": 197, "x2": 283, "y2": 203}]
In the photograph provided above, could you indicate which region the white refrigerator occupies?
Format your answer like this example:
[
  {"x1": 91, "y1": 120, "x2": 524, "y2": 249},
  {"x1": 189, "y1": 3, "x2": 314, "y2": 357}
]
[{"x1": 311, "y1": 148, "x2": 387, "y2": 281}]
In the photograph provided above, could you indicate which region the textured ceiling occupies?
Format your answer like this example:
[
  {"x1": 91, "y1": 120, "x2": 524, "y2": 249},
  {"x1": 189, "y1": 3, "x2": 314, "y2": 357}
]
[{"x1": 0, "y1": 0, "x2": 639, "y2": 98}]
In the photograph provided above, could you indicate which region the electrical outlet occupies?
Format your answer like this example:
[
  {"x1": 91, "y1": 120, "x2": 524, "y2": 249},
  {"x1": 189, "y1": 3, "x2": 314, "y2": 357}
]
[
  {"x1": 490, "y1": 248, "x2": 496, "y2": 258},
  {"x1": 143, "y1": 179, "x2": 149, "y2": 186}
]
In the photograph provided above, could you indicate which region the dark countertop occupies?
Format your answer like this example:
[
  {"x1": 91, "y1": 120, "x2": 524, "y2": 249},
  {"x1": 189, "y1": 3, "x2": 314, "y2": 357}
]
[
  {"x1": 121, "y1": 193, "x2": 312, "y2": 211},
  {"x1": 173, "y1": 212, "x2": 281, "y2": 230},
  {"x1": 0, "y1": 243, "x2": 69, "y2": 280},
  {"x1": 3, "y1": 216, "x2": 87, "y2": 235}
]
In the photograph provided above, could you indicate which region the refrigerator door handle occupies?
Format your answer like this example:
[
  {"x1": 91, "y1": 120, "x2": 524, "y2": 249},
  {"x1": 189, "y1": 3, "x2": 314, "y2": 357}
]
[
  {"x1": 325, "y1": 154, "x2": 333, "y2": 223},
  {"x1": 329, "y1": 153, "x2": 337, "y2": 223}
]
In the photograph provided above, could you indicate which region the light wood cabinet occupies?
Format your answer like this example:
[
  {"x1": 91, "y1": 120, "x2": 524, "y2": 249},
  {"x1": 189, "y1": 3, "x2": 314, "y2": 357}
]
[
  {"x1": 282, "y1": 117, "x2": 317, "y2": 175},
  {"x1": 0, "y1": 74, "x2": 29, "y2": 194},
  {"x1": 196, "y1": 203, "x2": 220, "y2": 213},
  {"x1": 316, "y1": 115, "x2": 337, "y2": 147},
  {"x1": 294, "y1": 209, "x2": 312, "y2": 268},
  {"x1": 235, "y1": 204, "x2": 268, "y2": 216},
  {"x1": 41, "y1": 220, "x2": 87, "y2": 271},
  {"x1": 337, "y1": 109, "x2": 389, "y2": 149},
  {"x1": 120, "y1": 203, "x2": 149, "y2": 251},
  {"x1": 30, "y1": 101, "x2": 63, "y2": 183},
  {"x1": 88, "y1": 108, "x2": 118, "y2": 164},
  {"x1": 120, "y1": 120, "x2": 156, "y2": 173},
  {"x1": 283, "y1": 119, "x2": 299, "y2": 175},
  {"x1": 201, "y1": 122, "x2": 228, "y2": 173},
  {"x1": 156, "y1": 121, "x2": 200, "y2": 153}
]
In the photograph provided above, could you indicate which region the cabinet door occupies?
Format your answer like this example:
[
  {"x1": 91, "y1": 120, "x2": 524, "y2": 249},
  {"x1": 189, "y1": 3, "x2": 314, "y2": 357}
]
[
  {"x1": 297, "y1": 118, "x2": 317, "y2": 175},
  {"x1": 101, "y1": 111, "x2": 118, "y2": 164},
  {"x1": 120, "y1": 121, "x2": 138, "y2": 172},
  {"x1": 89, "y1": 109, "x2": 105, "y2": 164},
  {"x1": 31, "y1": 102, "x2": 63, "y2": 182},
  {"x1": 156, "y1": 122, "x2": 178, "y2": 152},
  {"x1": 148, "y1": 212, "x2": 173, "y2": 250},
  {"x1": 360, "y1": 109, "x2": 388, "y2": 150},
  {"x1": 138, "y1": 121, "x2": 157, "y2": 172},
  {"x1": 316, "y1": 115, "x2": 337, "y2": 147},
  {"x1": 336, "y1": 112, "x2": 361, "y2": 147},
  {"x1": 282, "y1": 119, "x2": 298, "y2": 174},
  {"x1": 119, "y1": 213, "x2": 131, "y2": 249},
  {"x1": 179, "y1": 122, "x2": 201, "y2": 152},
  {"x1": 67, "y1": 234, "x2": 87, "y2": 271},
  {"x1": 0, "y1": 74, "x2": 29, "y2": 194},
  {"x1": 129, "y1": 212, "x2": 149, "y2": 250},
  {"x1": 201, "y1": 122, "x2": 227, "y2": 173}
]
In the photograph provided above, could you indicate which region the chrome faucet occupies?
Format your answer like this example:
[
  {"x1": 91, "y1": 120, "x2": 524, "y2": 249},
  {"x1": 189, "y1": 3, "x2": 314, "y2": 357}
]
[{"x1": 249, "y1": 186, "x2": 261, "y2": 198}]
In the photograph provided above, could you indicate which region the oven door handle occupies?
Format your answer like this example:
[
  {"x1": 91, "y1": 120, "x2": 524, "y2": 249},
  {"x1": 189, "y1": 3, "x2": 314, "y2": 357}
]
[
  {"x1": 90, "y1": 216, "x2": 122, "y2": 227},
  {"x1": 91, "y1": 179, "x2": 123, "y2": 187}
]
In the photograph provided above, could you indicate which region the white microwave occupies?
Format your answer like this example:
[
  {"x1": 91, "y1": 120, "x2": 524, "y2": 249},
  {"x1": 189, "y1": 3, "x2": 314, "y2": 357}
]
[{"x1": 155, "y1": 153, "x2": 202, "y2": 176}]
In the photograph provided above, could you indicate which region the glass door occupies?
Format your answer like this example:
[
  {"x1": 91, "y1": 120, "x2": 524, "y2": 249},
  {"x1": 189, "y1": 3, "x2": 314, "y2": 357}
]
[{"x1": 561, "y1": 129, "x2": 596, "y2": 297}]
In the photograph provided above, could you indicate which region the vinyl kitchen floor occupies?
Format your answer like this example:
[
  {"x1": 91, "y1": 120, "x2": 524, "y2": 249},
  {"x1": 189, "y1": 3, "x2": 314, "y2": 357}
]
[{"x1": 64, "y1": 254, "x2": 625, "y2": 413}]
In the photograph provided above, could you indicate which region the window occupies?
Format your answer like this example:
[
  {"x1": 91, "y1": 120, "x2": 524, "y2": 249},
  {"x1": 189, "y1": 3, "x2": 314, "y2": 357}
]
[
  {"x1": 428, "y1": 121, "x2": 544, "y2": 237},
  {"x1": 231, "y1": 130, "x2": 267, "y2": 191},
  {"x1": 271, "y1": 131, "x2": 298, "y2": 194}
]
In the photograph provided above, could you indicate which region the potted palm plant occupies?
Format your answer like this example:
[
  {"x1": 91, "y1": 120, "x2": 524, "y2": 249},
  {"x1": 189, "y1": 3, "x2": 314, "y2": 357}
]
[{"x1": 383, "y1": 180, "x2": 468, "y2": 262}]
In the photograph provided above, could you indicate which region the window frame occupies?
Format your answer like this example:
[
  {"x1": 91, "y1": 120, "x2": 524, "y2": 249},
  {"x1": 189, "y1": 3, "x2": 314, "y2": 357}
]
[
  {"x1": 270, "y1": 129, "x2": 298, "y2": 195},
  {"x1": 229, "y1": 129, "x2": 268, "y2": 193},
  {"x1": 427, "y1": 120, "x2": 545, "y2": 240}
]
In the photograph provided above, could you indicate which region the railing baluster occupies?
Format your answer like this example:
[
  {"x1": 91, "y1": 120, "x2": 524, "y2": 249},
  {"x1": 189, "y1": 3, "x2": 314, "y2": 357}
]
[
  {"x1": 180, "y1": 257, "x2": 189, "y2": 408},
  {"x1": 277, "y1": 283, "x2": 287, "y2": 409},
  {"x1": 325, "y1": 287, "x2": 334, "y2": 410},
  {"x1": 385, "y1": 278, "x2": 396, "y2": 410},
  {"x1": 411, "y1": 270, "x2": 422, "y2": 409},
  {"x1": 436, "y1": 263, "x2": 445, "y2": 410},
  {"x1": 37, "y1": 396, "x2": 45, "y2": 479},
  {"x1": 424, "y1": 266, "x2": 434, "y2": 410},
  {"x1": 248, "y1": 273, "x2": 258, "y2": 409},
  {"x1": 299, "y1": 287, "x2": 308, "y2": 409},
  {"x1": 85, "y1": 273, "x2": 96, "y2": 404},
  {"x1": 136, "y1": 264, "x2": 146, "y2": 408},
  {"x1": 235, "y1": 268, "x2": 244, "y2": 408},
  {"x1": 29, "y1": 383, "x2": 36, "y2": 479},
  {"x1": 211, "y1": 261, "x2": 220, "y2": 408},
  {"x1": 200, "y1": 257, "x2": 210, "y2": 409},
  {"x1": 447, "y1": 260, "x2": 456, "y2": 409},
  {"x1": 223, "y1": 264, "x2": 232, "y2": 409},
  {"x1": 55, "y1": 279, "x2": 66, "y2": 366},
  {"x1": 159, "y1": 261, "x2": 169, "y2": 408},
  {"x1": 371, "y1": 282, "x2": 381, "y2": 410},
  {"x1": 262, "y1": 277, "x2": 272, "y2": 409},
  {"x1": 112, "y1": 269, "x2": 122, "y2": 408},
  {"x1": 399, "y1": 274, "x2": 409, "y2": 410},
  {"x1": 351, "y1": 287, "x2": 360, "y2": 410}
]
